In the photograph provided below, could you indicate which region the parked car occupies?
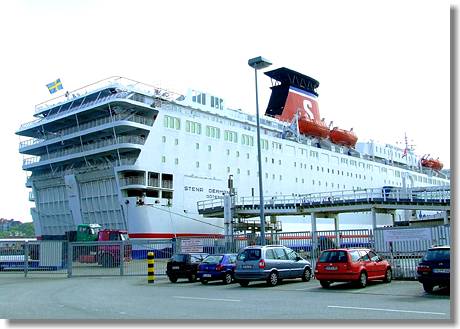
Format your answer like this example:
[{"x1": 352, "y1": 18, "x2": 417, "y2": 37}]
[
  {"x1": 417, "y1": 245, "x2": 450, "y2": 293},
  {"x1": 197, "y1": 253, "x2": 237, "y2": 285},
  {"x1": 234, "y1": 245, "x2": 312, "y2": 287},
  {"x1": 166, "y1": 252, "x2": 208, "y2": 283},
  {"x1": 314, "y1": 248, "x2": 392, "y2": 288}
]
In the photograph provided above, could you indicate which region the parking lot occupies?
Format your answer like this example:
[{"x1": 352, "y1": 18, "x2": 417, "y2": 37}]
[{"x1": 0, "y1": 275, "x2": 450, "y2": 321}]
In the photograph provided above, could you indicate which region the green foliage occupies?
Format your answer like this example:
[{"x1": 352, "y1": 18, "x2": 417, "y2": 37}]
[{"x1": 0, "y1": 223, "x2": 35, "y2": 238}]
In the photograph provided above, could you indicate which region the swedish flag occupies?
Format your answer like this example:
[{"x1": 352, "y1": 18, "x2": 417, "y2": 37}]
[{"x1": 46, "y1": 79, "x2": 63, "y2": 94}]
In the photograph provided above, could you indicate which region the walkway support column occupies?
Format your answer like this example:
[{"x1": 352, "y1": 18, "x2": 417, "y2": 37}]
[
  {"x1": 334, "y1": 215, "x2": 340, "y2": 248},
  {"x1": 444, "y1": 211, "x2": 449, "y2": 225},
  {"x1": 311, "y1": 212, "x2": 318, "y2": 261},
  {"x1": 371, "y1": 207, "x2": 377, "y2": 232}
]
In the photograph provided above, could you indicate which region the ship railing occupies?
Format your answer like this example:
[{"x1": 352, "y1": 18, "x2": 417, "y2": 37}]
[
  {"x1": 33, "y1": 76, "x2": 184, "y2": 116},
  {"x1": 147, "y1": 178, "x2": 159, "y2": 187},
  {"x1": 197, "y1": 186, "x2": 450, "y2": 212},
  {"x1": 20, "y1": 90, "x2": 130, "y2": 131},
  {"x1": 19, "y1": 114, "x2": 153, "y2": 150},
  {"x1": 22, "y1": 135, "x2": 146, "y2": 167},
  {"x1": 119, "y1": 176, "x2": 146, "y2": 187}
]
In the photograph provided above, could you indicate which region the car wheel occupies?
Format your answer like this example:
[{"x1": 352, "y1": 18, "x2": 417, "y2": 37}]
[
  {"x1": 423, "y1": 282, "x2": 434, "y2": 293},
  {"x1": 188, "y1": 273, "x2": 197, "y2": 282},
  {"x1": 101, "y1": 254, "x2": 114, "y2": 268},
  {"x1": 383, "y1": 268, "x2": 392, "y2": 283},
  {"x1": 267, "y1": 271, "x2": 279, "y2": 287},
  {"x1": 168, "y1": 276, "x2": 177, "y2": 283},
  {"x1": 239, "y1": 280, "x2": 249, "y2": 287},
  {"x1": 301, "y1": 268, "x2": 312, "y2": 282},
  {"x1": 223, "y1": 273, "x2": 232, "y2": 285},
  {"x1": 201, "y1": 279, "x2": 208, "y2": 285},
  {"x1": 320, "y1": 280, "x2": 331, "y2": 288},
  {"x1": 357, "y1": 271, "x2": 367, "y2": 288}
]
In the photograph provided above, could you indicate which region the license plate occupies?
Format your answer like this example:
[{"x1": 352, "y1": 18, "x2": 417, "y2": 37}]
[
  {"x1": 433, "y1": 268, "x2": 450, "y2": 273},
  {"x1": 203, "y1": 274, "x2": 212, "y2": 277},
  {"x1": 325, "y1": 266, "x2": 338, "y2": 271},
  {"x1": 172, "y1": 266, "x2": 179, "y2": 270},
  {"x1": 242, "y1": 265, "x2": 252, "y2": 269}
]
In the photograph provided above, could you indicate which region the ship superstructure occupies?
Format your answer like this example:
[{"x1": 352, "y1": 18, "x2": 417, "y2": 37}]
[{"x1": 17, "y1": 70, "x2": 450, "y2": 239}]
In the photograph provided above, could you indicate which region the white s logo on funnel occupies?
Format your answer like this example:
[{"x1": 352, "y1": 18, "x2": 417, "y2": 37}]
[{"x1": 303, "y1": 99, "x2": 314, "y2": 120}]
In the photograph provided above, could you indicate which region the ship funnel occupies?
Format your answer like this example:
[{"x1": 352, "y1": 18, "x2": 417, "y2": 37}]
[{"x1": 264, "y1": 67, "x2": 321, "y2": 123}]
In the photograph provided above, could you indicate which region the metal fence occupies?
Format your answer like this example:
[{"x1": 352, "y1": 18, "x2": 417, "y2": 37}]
[{"x1": 0, "y1": 225, "x2": 450, "y2": 280}]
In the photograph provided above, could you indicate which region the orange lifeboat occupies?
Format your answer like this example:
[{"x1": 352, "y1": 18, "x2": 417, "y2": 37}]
[
  {"x1": 298, "y1": 116, "x2": 330, "y2": 139},
  {"x1": 329, "y1": 127, "x2": 358, "y2": 148},
  {"x1": 421, "y1": 158, "x2": 443, "y2": 171}
]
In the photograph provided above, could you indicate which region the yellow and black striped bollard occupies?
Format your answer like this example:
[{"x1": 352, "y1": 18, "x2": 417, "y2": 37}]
[{"x1": 147, "y1": 252, "x2": 155, "y2": 284}]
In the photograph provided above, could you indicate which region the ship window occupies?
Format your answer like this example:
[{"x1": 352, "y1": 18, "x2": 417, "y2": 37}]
[
  {"x1": 273, "y1": 174, "x2": 275, "y2": 180},
  {"x1": 301, "y1": 178, "x2": 304, "y2": 183},
  {"x1": 279, "y1": 175, "x2": 282, "y2": 181},
  {"x1": 236, "y1": 151, "x2": 240, "y2": 157},
  {"x1": 312, "y1": 180, "x2": 315, "y2": 185},
  {"x1": 279, "y1": 160, "x2": 281, "y2": 165},
  {"x1": 226, "y1": 149, "x2": 230, "y2": 156},
  {"x1": 247, "y1": 170, "x2": 250, "y2": 176},
  {"x1": 206, "y1": 126, "x2": 221, "y2": 139},
  {"x1": 294, "y1": 162, "x2": 297, "y2": 167},
  {"x1": 272, "y1": 158, "x2": 275, "y2": 164},
  {"x1": 237, "y1": 168, "x2": 241, "y2": 174},
  {"x1": 196, "y1": 143, "x2": 199, "y2": 150},
  {"x1": 186, "y1": 120, "x2": 202, "y2": 135},
  {"x1": 266, "y1": 173, "x2": 269, "y2": 179},
  {"x1": 175, "y1": 138, "x2": 179, "y2": 145},
  {"x1": 208, "y1": 164, "x2": 212, "y2": 170},
  {"x1": 224, "y1": 130, "x2": 238, "y2": 143},
  {"x1": 162, "y1": 136, "x2": 166, "y2": 143},
  {"x1": 242, "y1": 134, "x2": 254, "y2": 146},
  {"x1": 208, "y1": 145, "x2": 212, "y2": 152},
  {"x1": 247, "y1": 153, "x2": 250, "y2": 159},
  {"x1": 295, "y1": 178, "x2": 298, "y2": 183},
  {"x1": 196, "y1": 161, "x2": 200, "y2": 168},
  {"x1": 227, "y1": 167, "x2": 230, "y2": 173},
  {"x1": 161, "y1": 156, "x2": 166, "y2": 163},
  {"x1": 175, "y1": 158, "x2": 179, "y2": 165}
]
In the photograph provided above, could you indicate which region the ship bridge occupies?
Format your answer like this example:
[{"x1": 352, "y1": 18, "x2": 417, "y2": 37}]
[{"x1": 197, "y1": 186, "x2": 451, "y2": 231}]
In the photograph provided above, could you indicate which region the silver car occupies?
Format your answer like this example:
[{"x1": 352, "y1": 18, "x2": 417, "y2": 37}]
[{"x1": 234, "y1": 245, "x2": 312, "y2": 287}]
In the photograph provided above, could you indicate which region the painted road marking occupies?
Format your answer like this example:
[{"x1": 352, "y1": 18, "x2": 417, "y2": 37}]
[
  {"x1": 174, "y1": 296, "x2": 241, "y2": 302},
  {"x1": 328, "y1": 305, "x2": 446, "y2": 315}
]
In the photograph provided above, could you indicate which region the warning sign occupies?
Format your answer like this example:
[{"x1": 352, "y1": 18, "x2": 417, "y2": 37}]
[
  {"x1": 180, "y1": 238, "x2": 204, "y2": 253},
  {"x1": 382, "y1": 228, "x2": 432, "y2": 242}
]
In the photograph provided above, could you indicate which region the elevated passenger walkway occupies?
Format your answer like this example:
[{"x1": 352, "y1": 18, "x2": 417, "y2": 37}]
[{"x1": 197, "y1": 186, "x2": 450, "y2": 230}]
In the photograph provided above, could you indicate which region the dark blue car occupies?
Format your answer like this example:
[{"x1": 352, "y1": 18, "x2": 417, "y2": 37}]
[{"x1": 197, "y1": 253, "x2": 237, "y2": 284}]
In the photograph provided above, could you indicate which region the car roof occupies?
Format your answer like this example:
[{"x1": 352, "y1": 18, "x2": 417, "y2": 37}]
[{"x1": 322, "y1": 248, "x2": 370, "y2": 252}]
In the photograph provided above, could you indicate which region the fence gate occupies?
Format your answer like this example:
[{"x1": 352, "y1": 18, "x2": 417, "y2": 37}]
[{"x1": 373, "y1": 225, "x2": 450, "y2": 279}]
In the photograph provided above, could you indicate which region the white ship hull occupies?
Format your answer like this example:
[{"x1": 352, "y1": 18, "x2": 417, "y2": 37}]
[{"x1": 17, "y1": 75, "x2": 449, "y2": 239}]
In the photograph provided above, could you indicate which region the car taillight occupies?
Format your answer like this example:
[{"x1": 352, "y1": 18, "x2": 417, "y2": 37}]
[
  {"x1": 258, "y1": 259, "x2": 265, "y2": 269},
  {"x1": 216, "y1": 264, "x2": 224, "y2": 271},
  {"x1": 417, "y1": 265, "x2": 431, "y2": 273}
]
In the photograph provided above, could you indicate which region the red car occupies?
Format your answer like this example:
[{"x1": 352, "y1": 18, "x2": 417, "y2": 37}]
[{"x1": 314, "y1": 248, "x2": 392, "y2": 288}]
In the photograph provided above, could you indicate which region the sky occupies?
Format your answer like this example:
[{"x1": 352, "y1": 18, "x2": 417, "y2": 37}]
[{"x1": 0, "y1": 0, "x2": 455, "y2": 223}]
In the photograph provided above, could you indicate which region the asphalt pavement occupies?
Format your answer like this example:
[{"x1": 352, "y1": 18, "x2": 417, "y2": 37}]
[{"x1": 0, "y1": 275, "x2": 451, "y2": 321}]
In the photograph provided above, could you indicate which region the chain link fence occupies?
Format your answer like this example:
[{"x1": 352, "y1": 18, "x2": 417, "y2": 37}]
[{"x1": 0, "y1": 225, "x2": 449, "y2": 280}]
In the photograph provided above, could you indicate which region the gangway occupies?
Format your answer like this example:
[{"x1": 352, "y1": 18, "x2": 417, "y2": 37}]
[{"x1": 197, "y1": 186, "x2": 450, "y2": 229}]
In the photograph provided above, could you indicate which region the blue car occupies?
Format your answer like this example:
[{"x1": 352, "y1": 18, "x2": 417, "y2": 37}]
[{"x1": 197, "y1": 253, "x2": 237, "y2": 284}]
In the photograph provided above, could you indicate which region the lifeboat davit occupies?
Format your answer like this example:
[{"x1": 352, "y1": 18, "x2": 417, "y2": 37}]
[
  {"x1": 298, "y1": 116, "x2": 330, "y2": 139},
  {"x1": 329, "y1": 127, "x2": 358, "y2": 148},
  {"x1": 421, "y1": 158, "x2": 443, "y2": 171}
]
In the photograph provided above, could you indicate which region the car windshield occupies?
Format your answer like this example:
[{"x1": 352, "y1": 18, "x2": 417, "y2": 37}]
[
  {"x1": 423, "y1": 249, "x2": 450, "y2": 261},
  {"x1": 202, "y1": 255, "x2": 223, "y2": 264},
  {"x1": 319, "y1": 250, "x2": 348, "y2": 263},
  {"x1": 237, "y1": 249, "x2": 261, "y2": 261},
  {"x1": 171, "y1": 254, "x2": 186, "y2": 262}
]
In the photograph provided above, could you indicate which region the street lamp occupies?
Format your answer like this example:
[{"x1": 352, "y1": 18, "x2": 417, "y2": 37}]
[{"x1": 248, "y1": 56, "x2": 272, "y2": 246}]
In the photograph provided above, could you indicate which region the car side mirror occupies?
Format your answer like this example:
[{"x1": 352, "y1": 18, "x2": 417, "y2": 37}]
[{"x1": 296, "y1": 256, "x2": 302, "y2": 261}]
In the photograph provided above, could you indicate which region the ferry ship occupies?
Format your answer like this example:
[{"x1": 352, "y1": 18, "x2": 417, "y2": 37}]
[{"x1": 16, "y1": 68, "x2": 450, "y2": 239}]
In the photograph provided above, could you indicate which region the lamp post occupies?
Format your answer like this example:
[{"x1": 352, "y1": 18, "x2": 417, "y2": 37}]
[{"x1": 248, "y1": 56, "x2": 272, "y2": 246}]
